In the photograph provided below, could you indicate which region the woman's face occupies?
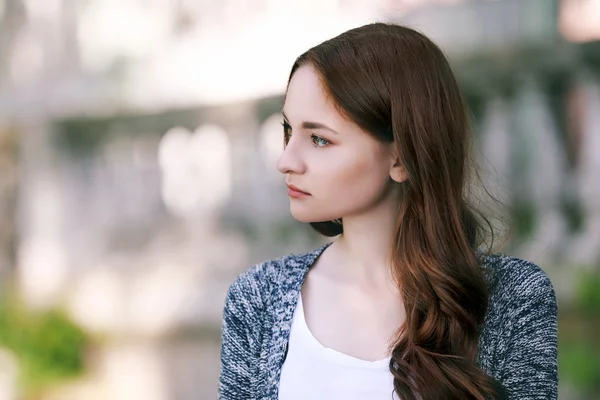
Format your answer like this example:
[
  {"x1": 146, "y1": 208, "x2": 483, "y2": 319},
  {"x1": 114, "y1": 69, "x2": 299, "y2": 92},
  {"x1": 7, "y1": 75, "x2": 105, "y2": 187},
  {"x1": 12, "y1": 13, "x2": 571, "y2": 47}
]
[{"x1": 277, "y1": 64, "x2": 402, "y2": 223}]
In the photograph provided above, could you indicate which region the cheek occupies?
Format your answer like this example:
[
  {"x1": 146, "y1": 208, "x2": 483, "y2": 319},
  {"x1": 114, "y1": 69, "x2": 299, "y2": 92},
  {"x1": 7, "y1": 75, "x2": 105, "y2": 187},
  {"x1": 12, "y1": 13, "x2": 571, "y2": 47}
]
[
  {"x1": 312, "y1": 149, "x2": 390, "y2": 211},
  {"x1": 288, "y1": 145, "x2": 391, "y2": 223},
  {"x1": 330, "y1": 149, "x2": 389, "y2": 196}
]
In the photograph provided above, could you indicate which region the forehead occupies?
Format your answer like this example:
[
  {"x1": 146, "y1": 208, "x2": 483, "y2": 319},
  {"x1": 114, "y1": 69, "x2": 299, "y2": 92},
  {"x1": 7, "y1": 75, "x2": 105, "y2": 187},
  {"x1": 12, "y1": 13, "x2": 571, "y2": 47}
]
[{"x1": 284, "y1": 65, "x2": 339, "y2": 121}]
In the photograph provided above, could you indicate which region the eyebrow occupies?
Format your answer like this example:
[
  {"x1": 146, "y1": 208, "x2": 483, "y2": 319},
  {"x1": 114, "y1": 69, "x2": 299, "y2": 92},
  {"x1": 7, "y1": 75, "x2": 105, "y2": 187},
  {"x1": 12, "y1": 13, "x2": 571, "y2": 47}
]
[{"x1": 281, "y1": 110, "x2": 339, "y2": 135}]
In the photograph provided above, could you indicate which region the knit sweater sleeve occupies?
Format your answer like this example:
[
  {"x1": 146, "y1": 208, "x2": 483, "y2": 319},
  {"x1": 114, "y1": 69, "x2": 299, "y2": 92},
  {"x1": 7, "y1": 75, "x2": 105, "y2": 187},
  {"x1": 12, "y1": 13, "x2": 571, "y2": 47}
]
[
  {"x1": 497, "y1": 259, "x2": 558, "y2": 399},
  {"x1": 218, "y1": 267, "x2": 265, "y2": 399}
]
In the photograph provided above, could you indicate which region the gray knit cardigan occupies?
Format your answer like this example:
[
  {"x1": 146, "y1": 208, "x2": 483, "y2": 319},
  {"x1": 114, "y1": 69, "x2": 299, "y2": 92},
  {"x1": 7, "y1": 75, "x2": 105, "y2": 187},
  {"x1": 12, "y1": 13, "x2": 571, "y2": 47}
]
[{"x1": 218, "y1": 242, "x2": 558, "y2": 399}]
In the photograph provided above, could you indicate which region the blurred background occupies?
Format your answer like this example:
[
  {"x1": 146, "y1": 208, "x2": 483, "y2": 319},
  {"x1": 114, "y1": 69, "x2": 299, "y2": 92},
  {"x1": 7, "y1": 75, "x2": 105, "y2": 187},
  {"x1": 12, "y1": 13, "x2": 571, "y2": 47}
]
[{"x1": 0, "y1": 0, "x2": 599, "y2": 399}]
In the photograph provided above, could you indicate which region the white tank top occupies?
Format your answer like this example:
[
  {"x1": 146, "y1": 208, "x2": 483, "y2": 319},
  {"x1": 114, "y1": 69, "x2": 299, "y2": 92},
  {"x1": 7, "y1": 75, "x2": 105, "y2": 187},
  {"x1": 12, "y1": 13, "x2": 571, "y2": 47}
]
[{"x1": 278, "y1": 294, "x2": 400, "y2": 400}]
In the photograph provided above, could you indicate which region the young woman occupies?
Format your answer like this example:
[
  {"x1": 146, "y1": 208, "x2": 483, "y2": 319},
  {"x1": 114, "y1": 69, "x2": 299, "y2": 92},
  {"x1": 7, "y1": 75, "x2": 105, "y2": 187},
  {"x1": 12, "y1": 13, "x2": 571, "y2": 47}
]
[{"x1": 218, "y1": 22, "x2": 558, "y2": 400}]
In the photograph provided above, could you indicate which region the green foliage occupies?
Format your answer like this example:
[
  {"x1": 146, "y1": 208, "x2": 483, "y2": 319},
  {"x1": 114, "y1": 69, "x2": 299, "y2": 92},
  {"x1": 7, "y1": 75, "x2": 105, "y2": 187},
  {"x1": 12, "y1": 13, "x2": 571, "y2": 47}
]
[
  {"x1": 559, "y1": 339, "x2": 600, "y2": 393},
  {"x1": 0, "y1": 298, "x2": 88, "y2": 394},
  {"x1": 53, "y1": 119, "x2": 110, "y2": 158},
  {"x1": 559, "y1": 269, "x2": 600, "y2": 396},
  {"x1": 575, "y1": 270, "x2": 600, "y2": 314},
  {"x1": 509, "y1": 201, "x2": 537, "y2": 240}
]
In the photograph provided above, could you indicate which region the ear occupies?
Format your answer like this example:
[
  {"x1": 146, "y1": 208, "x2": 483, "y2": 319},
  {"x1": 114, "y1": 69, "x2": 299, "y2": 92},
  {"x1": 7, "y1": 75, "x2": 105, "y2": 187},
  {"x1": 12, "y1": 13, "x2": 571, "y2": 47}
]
[
  {"x1": 390, "y1": 158, "x2": 408, "y2": 183},
  {"x1": 389, "y1": 147, "x2": 408, "y2": 183}
]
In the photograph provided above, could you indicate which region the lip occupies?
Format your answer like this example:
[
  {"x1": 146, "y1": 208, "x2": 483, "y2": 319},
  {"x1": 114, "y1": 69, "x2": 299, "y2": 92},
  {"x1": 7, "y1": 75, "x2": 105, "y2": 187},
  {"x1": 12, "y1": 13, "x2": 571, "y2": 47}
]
[{"x1": 286, "y1": 184, "x2": 311, "y2": 198}]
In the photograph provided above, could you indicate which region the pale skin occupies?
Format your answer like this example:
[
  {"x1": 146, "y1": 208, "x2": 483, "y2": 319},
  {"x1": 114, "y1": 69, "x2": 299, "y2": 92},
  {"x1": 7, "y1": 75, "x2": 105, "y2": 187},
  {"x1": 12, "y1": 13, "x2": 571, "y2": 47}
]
[{"x1": 276, "y1": 65, "x2": 409, "y2": 362}]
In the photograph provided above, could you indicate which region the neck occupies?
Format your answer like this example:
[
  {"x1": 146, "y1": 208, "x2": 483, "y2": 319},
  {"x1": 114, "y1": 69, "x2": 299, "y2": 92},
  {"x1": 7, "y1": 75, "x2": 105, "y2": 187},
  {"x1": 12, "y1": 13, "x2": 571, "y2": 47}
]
[{"x1": 329, "y1": 190, "x2": 400, "y2": 286}]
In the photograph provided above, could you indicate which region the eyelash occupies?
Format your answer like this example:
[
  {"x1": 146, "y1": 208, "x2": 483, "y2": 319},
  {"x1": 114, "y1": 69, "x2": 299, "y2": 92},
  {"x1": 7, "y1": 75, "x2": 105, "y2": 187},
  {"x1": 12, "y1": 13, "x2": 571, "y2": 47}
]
[{"x1": 281, "y1": 121, "x2": 330, "y2": 148}]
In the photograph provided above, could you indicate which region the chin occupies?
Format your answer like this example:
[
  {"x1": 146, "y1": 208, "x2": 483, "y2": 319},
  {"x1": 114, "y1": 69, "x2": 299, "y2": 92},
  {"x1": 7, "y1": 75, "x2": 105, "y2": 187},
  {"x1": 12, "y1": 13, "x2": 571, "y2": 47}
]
[
  {"x1": 289, "y1": 206, "x2": 338, "y2": 224},
  {"x1": 289, "y1": 211, "x2": 314, "y2": 223}
]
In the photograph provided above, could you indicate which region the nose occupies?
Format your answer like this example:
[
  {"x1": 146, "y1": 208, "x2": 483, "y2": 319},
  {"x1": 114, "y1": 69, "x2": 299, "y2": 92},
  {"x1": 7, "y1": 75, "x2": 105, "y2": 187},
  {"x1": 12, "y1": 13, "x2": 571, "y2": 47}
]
[{"x1": 276, "y1": 137, "x2": 305, "y2": 175}]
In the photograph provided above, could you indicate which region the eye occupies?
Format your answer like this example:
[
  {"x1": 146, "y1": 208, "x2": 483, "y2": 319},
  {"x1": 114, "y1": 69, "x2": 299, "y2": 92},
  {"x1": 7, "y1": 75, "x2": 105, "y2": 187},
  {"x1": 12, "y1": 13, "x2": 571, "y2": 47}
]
[
  {"x1": 281, "y1": 121, "x2": 291, "y2": 147},
  {"x1": 311, "y1": 135, "x2": 330, "y2": 148},
  {"x1": 281, "y1": 121, "x2": 330, "y2": 148}
]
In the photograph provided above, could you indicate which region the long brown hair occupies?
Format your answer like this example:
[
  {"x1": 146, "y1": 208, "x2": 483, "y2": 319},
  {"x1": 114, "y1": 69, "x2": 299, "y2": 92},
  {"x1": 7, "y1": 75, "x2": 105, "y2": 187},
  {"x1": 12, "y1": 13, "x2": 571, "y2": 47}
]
[{"x1": 286, "y1": 23, "x2": 504, "y2": 399}]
